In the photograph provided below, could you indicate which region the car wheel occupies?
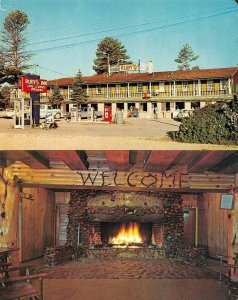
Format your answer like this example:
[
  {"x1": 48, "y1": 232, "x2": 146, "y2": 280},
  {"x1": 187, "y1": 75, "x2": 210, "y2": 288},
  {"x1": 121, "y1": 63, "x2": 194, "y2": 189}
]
[{"x1": 55, "y1": 113, "x2": 61, "y2": 119}]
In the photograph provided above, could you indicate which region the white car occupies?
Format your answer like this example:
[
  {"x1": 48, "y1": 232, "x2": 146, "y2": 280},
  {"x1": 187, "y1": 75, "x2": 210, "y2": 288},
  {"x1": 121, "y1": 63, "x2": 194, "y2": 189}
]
[
  {"x1": 5, "y1": 109, "x2": 15, "y2": 118},
  {"x1": 177, "y1": 109, "x2": 194, "y2": 121}
]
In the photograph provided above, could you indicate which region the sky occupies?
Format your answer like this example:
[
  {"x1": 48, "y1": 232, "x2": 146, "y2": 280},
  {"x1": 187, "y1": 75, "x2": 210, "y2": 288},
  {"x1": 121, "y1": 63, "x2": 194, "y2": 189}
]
[{"x1": 0, "y1": 0, "x2": 237, "y2": 80}]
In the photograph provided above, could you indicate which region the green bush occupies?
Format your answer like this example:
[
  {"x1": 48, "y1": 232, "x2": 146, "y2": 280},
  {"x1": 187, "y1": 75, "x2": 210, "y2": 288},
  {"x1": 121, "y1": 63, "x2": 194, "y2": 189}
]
[{"x1": 173, "y1": 97, "x2": 238, "y2": 145}]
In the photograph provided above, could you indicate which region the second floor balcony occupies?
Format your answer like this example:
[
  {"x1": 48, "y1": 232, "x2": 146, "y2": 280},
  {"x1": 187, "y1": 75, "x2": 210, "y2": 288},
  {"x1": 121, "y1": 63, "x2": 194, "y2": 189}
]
[{"x1": 87, "y1": 89, "x2": 231, "y2": 100}]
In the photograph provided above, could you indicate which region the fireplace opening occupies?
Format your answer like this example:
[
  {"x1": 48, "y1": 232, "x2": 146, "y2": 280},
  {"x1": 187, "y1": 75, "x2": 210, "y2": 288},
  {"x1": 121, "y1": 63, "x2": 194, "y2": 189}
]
[{"x1": 101, "y1": 222, "x2": 152, "y2": 248}]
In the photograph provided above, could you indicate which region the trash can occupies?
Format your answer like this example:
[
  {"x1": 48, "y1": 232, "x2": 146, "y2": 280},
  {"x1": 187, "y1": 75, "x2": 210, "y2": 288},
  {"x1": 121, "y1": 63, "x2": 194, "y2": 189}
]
[{"x1": 116, "y1": 111, "x2": 124, "y2": 124}]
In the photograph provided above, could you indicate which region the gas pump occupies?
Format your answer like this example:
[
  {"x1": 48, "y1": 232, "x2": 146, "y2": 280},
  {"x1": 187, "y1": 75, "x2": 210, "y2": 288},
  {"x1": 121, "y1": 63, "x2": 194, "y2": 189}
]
[{"x1": 104, "y1": 105, "x2": 112, "y2": 122}]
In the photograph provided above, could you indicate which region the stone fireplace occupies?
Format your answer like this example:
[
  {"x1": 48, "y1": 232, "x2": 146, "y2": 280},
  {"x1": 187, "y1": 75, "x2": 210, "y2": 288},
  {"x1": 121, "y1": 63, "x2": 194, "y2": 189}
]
[{"x1": 65, "y1": 190, "x2": 189, "y2": 260}]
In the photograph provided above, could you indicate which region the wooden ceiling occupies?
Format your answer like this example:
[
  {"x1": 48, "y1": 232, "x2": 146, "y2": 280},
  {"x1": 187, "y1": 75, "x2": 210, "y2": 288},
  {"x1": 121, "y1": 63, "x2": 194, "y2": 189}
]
[{"x1": 0, "y1": 150, "x2": 238, "y2": 174}]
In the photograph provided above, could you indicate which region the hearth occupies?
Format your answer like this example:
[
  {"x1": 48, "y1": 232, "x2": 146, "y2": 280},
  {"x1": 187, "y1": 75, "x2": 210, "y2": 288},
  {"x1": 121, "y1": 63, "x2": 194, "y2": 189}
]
[
  {"x1": 65, "y1": 190, "x2": 189, "y2": 260},
  {"x1": 102, "y1": 222, "x2": 151, "y2": 248}
]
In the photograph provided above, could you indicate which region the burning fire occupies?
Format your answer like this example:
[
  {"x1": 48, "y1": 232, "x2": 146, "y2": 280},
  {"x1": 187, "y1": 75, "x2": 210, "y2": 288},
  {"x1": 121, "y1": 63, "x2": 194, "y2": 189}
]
[{"x1": 111, "y1": 222, "x2": 143, "y2": 246}]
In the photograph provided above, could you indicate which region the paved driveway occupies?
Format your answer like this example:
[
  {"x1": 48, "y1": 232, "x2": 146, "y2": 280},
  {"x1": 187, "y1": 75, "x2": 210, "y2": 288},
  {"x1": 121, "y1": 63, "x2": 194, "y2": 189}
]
[{"x1": 0, "y1": 118, "x2": 236, "y2": 150}]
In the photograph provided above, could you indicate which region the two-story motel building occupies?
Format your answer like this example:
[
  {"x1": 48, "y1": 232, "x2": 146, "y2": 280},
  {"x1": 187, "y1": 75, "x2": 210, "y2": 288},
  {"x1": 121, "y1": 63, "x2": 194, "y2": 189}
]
[{"x1": 46, "y1": 67, "x2": 238, "y2": 119}]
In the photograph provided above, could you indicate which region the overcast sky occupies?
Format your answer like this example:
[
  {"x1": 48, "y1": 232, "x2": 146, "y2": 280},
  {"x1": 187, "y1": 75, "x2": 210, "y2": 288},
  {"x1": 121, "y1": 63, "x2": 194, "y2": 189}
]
[{"x1": 0, "y1": 0, "x2": 237, "y2": 79}]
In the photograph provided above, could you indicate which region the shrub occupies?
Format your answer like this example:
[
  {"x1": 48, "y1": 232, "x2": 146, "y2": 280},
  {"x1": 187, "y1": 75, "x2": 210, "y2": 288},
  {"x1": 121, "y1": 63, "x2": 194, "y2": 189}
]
[{"x1": 173, "y1": 97, "x2": 238, "y2": 145}]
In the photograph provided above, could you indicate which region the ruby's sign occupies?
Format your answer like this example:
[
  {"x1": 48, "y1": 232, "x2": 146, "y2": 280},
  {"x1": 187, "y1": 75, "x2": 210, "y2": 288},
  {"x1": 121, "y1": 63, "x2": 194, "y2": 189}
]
[
  {"x1": 119, "y1": 64, "x2": 139, "y2": 72},
  {"x1": 21, "y1": 76, "x2": 47, "y2": 93}
]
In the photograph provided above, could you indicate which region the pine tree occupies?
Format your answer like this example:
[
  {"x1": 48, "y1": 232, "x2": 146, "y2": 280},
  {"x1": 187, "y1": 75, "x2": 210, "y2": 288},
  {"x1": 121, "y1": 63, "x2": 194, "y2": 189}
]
[
  {"x1": 70, "y1": 69, "x2": 87, "y2": 106},
  {"x1": 0, "y1": 86, "x2": 11, "y2": 108},
  {"x1": 49, "y1": 86, "x2": 64, "y2": 108},
  {"x1": 93, "y1": 37, "x2": 132, "y2": 74},
  {"x1": 175, "y1": 43, "x2": 199, "y2": 71},
  {"x1": 1, "y1": 10, "x2": 32, "y2": 83}
]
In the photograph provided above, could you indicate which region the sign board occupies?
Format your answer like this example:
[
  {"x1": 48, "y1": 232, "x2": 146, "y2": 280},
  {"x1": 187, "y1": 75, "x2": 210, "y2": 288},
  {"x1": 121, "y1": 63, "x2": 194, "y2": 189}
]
[
  {"x1": 21, "y1": 77, "x2": 47, "y2": 93},
  {"x1": 119, "y1": 64, "x2": 139, "y2": 72}
]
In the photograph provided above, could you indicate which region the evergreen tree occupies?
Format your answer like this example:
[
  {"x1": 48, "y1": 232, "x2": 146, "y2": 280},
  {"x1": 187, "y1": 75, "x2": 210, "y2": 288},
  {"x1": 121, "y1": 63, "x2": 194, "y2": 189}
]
[
  {"x1": 70, "y1": 69, "x2": 87, "y2": 106},
  {"x1": 49, "y1": 86, "x2": 64, "y2": 108},
  {"x1": 175, "y1": 43, "x2": 199, "y2": 71},
  {"x1": 93, "y1": 37, "x2": 132, "y2": 74},
  {"x1": 0, "y1": 86, "x2": 11, "y2": 108},
  {"x1": 0, "y1": 10, "x2": 32, "y2": 83}
]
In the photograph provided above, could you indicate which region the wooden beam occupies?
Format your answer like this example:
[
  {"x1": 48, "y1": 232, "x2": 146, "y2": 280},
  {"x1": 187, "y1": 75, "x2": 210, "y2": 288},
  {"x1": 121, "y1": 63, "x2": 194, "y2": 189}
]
[
  {"x1": 187, "y1": 151, "x2": 235, "y2": 173},
  {"x1": 86, "y1": 150, "x2": 109, "y2": 171},
  {"x1": 144, "y1": 150, "x2": 181, "y2": 172},
  {"x1": 46, "y1": 150, "x2": 88, "y2": 170},
  {"x1": 210, "y1": 152, "x2": 238, "y2": 174},
  {"x1": 27, "y1": 151, "x2": 50, "y2": 169},
  {"x1": 7, "y1": 163, "x2": 236, "y2": 192},
  {"x1": 104, "y1": 150, "x2": 130, "y2": 171},
  {"x1": 2, "y1": 151, "x2": 49, "y2": 169},
  {"x1": 129, "y1": 150, "x2": 149, "y2": 171}
]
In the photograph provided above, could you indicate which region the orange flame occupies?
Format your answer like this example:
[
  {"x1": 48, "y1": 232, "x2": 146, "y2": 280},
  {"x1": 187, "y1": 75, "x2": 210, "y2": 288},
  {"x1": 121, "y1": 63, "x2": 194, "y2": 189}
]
[{"x1": 111, "y1": 222, "x2": 143, "y2": 245}]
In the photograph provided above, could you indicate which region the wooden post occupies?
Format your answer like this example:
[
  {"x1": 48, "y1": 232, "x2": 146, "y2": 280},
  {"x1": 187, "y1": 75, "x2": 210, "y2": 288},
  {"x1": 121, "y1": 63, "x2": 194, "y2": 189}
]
[{"x1": 0, "y1": 168, "x2": 21, "y2": 266}]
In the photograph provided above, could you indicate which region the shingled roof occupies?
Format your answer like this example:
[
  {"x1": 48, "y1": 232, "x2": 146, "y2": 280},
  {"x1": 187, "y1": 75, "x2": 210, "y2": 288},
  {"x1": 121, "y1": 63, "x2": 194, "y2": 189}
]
[{"x1": 48, "y1": 67, "x2": 238, "y2": 86}]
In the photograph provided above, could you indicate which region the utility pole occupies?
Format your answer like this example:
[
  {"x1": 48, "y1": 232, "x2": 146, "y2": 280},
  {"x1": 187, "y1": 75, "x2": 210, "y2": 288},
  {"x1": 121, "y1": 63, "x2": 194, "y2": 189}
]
[
  {"x1": 107, "y1": 54, "x2": 110, "y2": 76},
  {"x1": 138, "y1": 59, "x2": 141, "y2": 73}
]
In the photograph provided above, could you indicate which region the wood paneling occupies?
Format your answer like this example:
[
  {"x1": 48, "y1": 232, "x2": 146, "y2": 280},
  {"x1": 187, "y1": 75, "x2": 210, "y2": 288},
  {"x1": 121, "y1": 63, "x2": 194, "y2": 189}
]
[
  {"x1": 198, "y1": 193, "x2": 229, "y2": 258},
  {"x1": 55, "y1": 192, "x2": 70, "y2": 204},
  {"x1": 21, "y1": 188, "x2": 55, "y2": 261}
]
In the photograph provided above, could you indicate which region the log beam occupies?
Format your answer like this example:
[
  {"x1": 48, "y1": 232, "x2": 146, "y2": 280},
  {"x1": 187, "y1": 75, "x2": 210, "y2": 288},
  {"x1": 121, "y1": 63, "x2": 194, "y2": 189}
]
[{"x1": 7, "y1": 163, "x2": 236, "y2": 192}]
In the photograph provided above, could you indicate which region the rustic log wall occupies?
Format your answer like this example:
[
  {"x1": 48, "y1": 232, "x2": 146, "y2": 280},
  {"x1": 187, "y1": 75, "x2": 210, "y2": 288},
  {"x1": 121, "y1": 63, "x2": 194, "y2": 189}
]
[
  {"x1": 21, "y1": 187, "x2": 55, "y2": 261},
  {"x1": 0, "y1": 169, "x2": 21, "y2": 266},
  {"x1": 197, "y1": 192, "x2": 229, "y2": 258}
]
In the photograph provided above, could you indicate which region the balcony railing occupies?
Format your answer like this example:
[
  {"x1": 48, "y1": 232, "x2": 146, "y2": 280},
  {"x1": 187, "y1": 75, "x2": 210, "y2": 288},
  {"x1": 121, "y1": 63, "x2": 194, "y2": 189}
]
[
  {"x1": 42, "y1": 89, "x2": 231, "y2": 102},
  {"x1": 87, "y1": 89, "x2": 230, "y2": 99}
]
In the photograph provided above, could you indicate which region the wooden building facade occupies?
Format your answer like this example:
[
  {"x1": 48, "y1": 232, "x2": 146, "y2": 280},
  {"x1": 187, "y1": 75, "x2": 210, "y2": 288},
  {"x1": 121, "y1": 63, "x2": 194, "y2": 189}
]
[{"x1": 45, "y1": 67, "x2": 238, "y2": 119}]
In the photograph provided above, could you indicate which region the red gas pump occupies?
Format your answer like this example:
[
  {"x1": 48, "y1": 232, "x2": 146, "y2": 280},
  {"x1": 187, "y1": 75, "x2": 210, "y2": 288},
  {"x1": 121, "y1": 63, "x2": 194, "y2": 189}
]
[{"x1": 104, "y1": 105, "x2": 112, "y2": 122}]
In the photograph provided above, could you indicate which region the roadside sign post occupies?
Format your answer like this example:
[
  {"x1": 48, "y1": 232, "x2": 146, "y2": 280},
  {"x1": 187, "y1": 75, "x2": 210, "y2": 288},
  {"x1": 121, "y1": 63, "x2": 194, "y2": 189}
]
[{"x1": 21, "y1": 75, "x2": 48, "y2": 125}]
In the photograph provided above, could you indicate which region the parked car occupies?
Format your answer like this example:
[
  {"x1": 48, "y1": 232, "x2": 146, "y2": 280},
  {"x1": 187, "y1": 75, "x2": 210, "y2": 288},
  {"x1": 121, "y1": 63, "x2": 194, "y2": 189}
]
[
  {"x1": 5, "y1": 109, "x2": 15, "y2": 119},
  {"x1": 177, "y1": 109, "x2": 194, "y2": 121},
  {"x1": 0, "y1": 108, "x2": 6, "y2": 118},
  {"x1": 72, "y1": 107, "x2": 103, "y2": 119},
  {"x1": 40, "y1": 105, "x2": 63, "y2": 119},
  {"x1": 172, "y1": 109, "x2": 181, "y2": 119}
]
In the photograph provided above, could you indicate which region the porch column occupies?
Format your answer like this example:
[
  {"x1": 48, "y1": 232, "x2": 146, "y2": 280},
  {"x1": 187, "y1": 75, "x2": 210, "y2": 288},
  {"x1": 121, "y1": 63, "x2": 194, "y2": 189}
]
[
  {"x1": 124, "y1": 103, "x2": 128, "y2": 118},
  {"x1": 157, "y1": 102, "x2": 162, "y2": 112},
  {"x1": 111, "y1": 103, "x2": 117, "y2": 119},
  {"x1": 147, "y1": 102, "x2": 153, "y2": 118},
  {"x1": 149, "y1": 82, "x2": 152, "y2": 95},
  {"x1": 198, "y1": 80, "x2": 201, "y2": 96},
  {"x1": 106, "y1": 84, "x2": 109, "y2": 98},
  {"x1": 127, "y1": 83, "x2": 130, "y2": 97},
  {"x1": 228, "y1": 78, "x2": 232, "y2": 95},
  {"x1": 86, "y1": 85, "x2": 89, "y2": 96},
  {"x1": 98, "y1": 103, "x2": 104, "y2": 113},
  {"x1": 173, "y1": 81, "x2": 176, "y2": 96},
  {"x1": 184, "y1": 102, "x2": 191, "y2": 110}
]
